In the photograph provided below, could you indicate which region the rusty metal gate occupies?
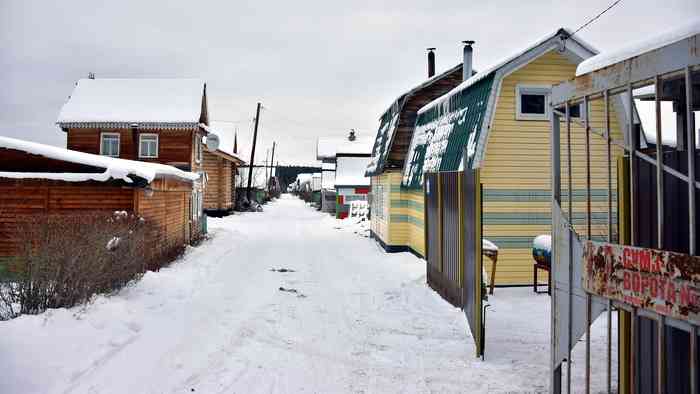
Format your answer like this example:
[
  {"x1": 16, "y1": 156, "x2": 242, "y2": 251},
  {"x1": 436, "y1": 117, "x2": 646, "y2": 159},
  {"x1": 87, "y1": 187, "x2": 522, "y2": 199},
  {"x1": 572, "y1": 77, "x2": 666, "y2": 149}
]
[{"x1": 463, "y1": 168, "x2": 484, "y2": 358}]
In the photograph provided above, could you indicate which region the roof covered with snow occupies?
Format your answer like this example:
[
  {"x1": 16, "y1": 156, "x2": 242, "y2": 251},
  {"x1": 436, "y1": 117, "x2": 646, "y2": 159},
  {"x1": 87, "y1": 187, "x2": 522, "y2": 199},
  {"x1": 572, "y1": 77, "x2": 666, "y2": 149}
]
[
  {"x1": 317, "y1": 135, "x2": 373, "y2": 160},
  {"x1": 57, "y1": 78, "x2": 207, "y2": 129},
  {"x1": 335, "y1": 156, "x2": 371, "y2": 187},
  {"x1": 0, "y1": 136, "x2": 200, "y2": 184},
  {"x1": 577, "y1": 19, "x2": 700, "y2": 76}
]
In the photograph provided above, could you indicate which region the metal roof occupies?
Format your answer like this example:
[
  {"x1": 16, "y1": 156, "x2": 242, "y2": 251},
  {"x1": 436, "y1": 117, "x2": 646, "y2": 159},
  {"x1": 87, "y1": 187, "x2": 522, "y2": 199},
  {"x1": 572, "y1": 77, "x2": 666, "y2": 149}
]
[
  {"x1": 402, "y1": 73, "x2": 495, "y2": 189},
  {"x1": 401, "y1": 28, "x2": 598, "y2": 189},
  {"x1": 365, "y1": 64, "x2": 464, "y2": 177}
]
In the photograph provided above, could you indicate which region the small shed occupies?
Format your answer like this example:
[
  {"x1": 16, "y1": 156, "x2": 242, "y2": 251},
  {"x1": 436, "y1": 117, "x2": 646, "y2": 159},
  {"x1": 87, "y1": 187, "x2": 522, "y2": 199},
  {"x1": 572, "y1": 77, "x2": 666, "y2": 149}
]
[
  {"x1": 202, "y1": 148, "x2": 245, "y2": 216},
  {"x1": 0, "y1": 136, "x2": 202, "y2": 266}
]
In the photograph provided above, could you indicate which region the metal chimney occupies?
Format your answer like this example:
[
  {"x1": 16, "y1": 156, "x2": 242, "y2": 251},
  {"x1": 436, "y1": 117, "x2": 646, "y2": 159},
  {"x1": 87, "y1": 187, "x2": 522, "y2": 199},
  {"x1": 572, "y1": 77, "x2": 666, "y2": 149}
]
[
  {"x1": 462, "y1": 41, "x2": 475, "y2": 81},
  {"x1": 427, "y1": 48, "x2": 436, "y2": 78}
]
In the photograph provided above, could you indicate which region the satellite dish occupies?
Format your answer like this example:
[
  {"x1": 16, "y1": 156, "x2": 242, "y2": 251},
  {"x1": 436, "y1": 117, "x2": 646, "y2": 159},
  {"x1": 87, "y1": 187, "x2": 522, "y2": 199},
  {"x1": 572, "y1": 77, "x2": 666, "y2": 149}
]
[{"x1": 205, "y1": 134, "x2": 220, "y2": 152}]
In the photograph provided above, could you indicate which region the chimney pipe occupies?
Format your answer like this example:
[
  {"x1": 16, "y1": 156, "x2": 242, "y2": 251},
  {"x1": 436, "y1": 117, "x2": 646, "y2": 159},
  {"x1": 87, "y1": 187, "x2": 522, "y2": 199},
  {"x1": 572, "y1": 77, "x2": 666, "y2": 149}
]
[
  {"x1": 462, "y1": 41, "x2": 475, "y2": 81},
  {"x1": 427, "y1": 48, "x2": 436, "y2": 78}
]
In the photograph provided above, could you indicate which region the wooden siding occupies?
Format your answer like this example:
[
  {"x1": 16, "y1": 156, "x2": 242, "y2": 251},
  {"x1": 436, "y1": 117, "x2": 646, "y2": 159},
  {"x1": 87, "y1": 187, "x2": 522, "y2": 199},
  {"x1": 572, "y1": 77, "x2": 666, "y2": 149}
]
[
  {"x1": 0, "y1": 180, "x2": 134, "y2": 257},
  {"x1": 66, "y1": 128, "x2": 202, "y2": 171},
  {"x1": 135, "y1": 188, "x2": 188, "y2": 265},
  {"x1": 202, "y1": 150, "x2": 233, "y2": 211},
  {"x1": 370, "y1": 171, "x2": 425, "y2": 257},
  {"x1": 479, "y1": 50, "x2": 625, "y2": 285}
]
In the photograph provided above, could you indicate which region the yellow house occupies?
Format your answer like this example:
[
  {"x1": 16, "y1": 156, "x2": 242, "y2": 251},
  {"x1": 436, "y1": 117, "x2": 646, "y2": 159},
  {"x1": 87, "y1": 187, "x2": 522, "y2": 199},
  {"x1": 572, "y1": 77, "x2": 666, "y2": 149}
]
[
  {"x1": 367, "y1": 60, "x2": 464, "y2": 258},
  {"x1": 402, "y1": 29, "x2": 628, "y2": 286}
]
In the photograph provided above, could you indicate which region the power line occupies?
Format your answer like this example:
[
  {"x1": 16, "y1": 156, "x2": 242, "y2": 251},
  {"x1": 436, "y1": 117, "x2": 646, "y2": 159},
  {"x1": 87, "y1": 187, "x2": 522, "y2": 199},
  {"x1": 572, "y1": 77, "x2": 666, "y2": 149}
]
[{"x1": 570, "y1": 0, "x2": 624, "y2": 38}]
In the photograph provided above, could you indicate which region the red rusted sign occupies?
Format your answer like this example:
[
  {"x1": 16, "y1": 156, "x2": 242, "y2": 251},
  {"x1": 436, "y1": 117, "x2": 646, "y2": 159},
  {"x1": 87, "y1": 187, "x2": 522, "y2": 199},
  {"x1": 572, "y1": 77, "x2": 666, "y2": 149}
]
[{"x1": 583, "y1": 241, "x2": 700, "y2": 323}]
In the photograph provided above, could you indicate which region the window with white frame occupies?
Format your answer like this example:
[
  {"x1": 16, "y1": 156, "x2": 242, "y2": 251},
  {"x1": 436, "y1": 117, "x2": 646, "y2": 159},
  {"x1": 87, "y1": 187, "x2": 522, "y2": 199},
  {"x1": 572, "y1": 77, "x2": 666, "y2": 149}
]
[
  {"x1": 516, "y1": 85, "x2": 551, "y2": 121},
  {"x1": 138, "y1": 133, "x2": 159, "y2": 158},
  {"x1": 100, "y1": 132, "x2": 120, "y2": 157}
]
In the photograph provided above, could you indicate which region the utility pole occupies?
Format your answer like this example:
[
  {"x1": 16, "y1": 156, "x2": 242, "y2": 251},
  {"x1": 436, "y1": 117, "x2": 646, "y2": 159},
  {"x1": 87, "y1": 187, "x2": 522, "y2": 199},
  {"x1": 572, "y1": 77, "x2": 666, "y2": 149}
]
[
  {"x1": 246, "y1": 102, "x2": 262, "y2": 203},
  {"x1": 268, "y1": 141, "x2": 276, "y2": 193}
]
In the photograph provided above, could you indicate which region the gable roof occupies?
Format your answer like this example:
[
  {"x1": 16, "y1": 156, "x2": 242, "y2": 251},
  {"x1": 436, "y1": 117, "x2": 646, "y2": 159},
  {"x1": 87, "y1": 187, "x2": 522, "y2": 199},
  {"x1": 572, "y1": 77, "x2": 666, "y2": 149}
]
[
  {"x1": 401, "y1": 28, "x2": 597, "y2": 188},
  {"x1": 365, "y1": 63, "x2": 464, "y2": 177},
  {"x1": 0, "y1": 136, "x2": 199, "y2": 184},
  {"x1": 56, "y1": 78, "x2": 208, "y2": 130}
]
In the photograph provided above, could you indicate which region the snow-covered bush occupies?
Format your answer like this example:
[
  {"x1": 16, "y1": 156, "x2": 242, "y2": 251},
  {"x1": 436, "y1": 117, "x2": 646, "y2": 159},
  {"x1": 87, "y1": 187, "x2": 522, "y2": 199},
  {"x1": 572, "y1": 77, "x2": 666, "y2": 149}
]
[{"x1": 0, "y1": 212, "x2": 155, "y2": 319}]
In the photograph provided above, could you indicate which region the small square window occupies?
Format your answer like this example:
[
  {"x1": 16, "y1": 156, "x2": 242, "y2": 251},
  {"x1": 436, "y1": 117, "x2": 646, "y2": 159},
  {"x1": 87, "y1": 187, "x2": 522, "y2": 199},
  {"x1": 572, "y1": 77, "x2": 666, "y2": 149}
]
[
  {"x1": 516, "y1": 85, "x2": 551, "y2": 121},
  {"x1": 139, "y1": 134, "x2": 159, "y2": 158},
  {"x1": 100, "y1": 132, "x2": 120, "y2": 157}
]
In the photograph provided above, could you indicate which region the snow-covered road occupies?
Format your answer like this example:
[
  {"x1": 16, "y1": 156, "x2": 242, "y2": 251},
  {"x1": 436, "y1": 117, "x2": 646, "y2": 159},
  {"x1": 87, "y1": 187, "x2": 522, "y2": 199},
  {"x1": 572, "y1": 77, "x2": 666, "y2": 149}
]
[{"x1": 0, "y1": 195, "x2": 615, "y2": 393}]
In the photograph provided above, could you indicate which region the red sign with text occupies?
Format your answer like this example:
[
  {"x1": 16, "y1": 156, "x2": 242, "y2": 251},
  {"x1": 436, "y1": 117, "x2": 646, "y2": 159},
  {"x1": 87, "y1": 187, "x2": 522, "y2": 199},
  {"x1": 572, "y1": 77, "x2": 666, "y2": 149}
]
[{"x1": 583, "y1": 241, "x2": 700, "y2": 323}]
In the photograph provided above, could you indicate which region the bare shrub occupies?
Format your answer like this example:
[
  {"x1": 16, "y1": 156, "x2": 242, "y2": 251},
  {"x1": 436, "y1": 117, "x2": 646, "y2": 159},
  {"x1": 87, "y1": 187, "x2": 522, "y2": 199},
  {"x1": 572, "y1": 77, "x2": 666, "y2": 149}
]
[{"x1": 0, "y1": 211, "x2": 156, "y2": 319}]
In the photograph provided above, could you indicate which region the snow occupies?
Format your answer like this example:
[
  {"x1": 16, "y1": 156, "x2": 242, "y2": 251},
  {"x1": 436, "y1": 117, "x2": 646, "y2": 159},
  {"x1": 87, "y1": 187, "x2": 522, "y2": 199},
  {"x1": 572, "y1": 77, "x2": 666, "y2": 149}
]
[
  {"x1": 0, "y1": 195, "x2": 616, "y2": 393},
  {"x1": 576, "y1": 19, "x2": 700, "y2": 76},
  {"x1": 533, "y1": 234, "x2": 552, "y2": 252},
  {"x1": 0, "y1": 136, "x2": 199, "y2": 184},
  {"x1": 634, "y1": 94, "x2": 700, "y2": 148},
  {"x1": 335, "y1": 156, "x2": 371, "y2": 187},
  {"x1": 482, "y1": 239, "x2": 498, "y2": 252},
  {"x1": 316, "y1": 136, "x2": 374, "y2": 160},
  {"x1": 57, "y1": 79, "x2": 205, "y2": 126}
]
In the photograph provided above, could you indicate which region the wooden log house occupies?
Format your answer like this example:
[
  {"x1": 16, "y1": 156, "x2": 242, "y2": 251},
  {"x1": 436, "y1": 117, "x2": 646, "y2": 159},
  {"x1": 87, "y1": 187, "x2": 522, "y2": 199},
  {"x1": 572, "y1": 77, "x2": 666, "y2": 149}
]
[
  {"x1": 0, "y1": 136, "x2": 200, "y2": 266},
  {"x1": 201, "y1": 148, "x2": 244, "y2": 215},
  {"x1": 55, "y1": 78, "x2": 213, "y2": 239}
]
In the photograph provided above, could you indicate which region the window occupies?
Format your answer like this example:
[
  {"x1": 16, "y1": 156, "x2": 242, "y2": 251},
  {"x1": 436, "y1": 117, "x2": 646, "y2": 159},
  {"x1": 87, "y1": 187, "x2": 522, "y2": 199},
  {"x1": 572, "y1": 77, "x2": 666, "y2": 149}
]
[
  {"x1": 516, "y1": 85, "x2": 551, "y2": 120},
  {"x1": 100, "y1": 132, "x2": 120, "y2": 157},
  {"x1": 195, "y1": 135, "x2": 202, "y2": 163},
  {"x1": 138, "y1": 133, "x2": 159, "y2": 158}
]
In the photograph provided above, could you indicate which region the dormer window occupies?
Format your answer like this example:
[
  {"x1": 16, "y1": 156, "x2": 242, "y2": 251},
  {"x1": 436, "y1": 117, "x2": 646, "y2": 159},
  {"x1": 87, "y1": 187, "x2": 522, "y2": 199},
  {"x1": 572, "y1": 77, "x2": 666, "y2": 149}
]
[
  {"x1": 100, "y1": 132, "x2": 120, "y2": 157},
  {"x1": 516, "y1": 85, "x2": 551, "y2": 121},
  {"x1": 139, "y1": 133, "x2": 159, "y2": 158}
]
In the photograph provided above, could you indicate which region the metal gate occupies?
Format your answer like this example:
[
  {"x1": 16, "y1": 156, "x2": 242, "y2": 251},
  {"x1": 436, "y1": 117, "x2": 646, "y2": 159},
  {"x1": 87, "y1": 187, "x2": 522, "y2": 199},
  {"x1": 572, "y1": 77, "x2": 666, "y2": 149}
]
[
  {"x1": 463, "y1": 168, "x2": 484, "y2": 358},
  {"x1": 424, "y1": 169, "x2": 485, "y2": 357}
]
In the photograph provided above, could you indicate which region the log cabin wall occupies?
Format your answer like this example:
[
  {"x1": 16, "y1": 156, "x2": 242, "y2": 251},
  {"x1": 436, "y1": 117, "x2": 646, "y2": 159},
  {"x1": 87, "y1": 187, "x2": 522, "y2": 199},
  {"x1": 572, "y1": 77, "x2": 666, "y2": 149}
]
[
  {"x1": 135, "y1": 184, "x2": 190, "y2": 267},
  {"x1": 66, "y1": 128, "x2": 198, "y2": 171},
  {"x1": 0, "y1": 179, "x2": 134, "y2": 257},
  {"x1": 202, "y1": 150, "x2": 233, "y2": 212}
]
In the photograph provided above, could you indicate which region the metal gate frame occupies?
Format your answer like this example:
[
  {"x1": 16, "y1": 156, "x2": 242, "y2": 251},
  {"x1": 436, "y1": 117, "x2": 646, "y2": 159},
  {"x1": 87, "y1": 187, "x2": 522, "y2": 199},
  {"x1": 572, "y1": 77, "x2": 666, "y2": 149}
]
[{"x1": 549, "y1": 34, "x2": 700, "y2": 394}]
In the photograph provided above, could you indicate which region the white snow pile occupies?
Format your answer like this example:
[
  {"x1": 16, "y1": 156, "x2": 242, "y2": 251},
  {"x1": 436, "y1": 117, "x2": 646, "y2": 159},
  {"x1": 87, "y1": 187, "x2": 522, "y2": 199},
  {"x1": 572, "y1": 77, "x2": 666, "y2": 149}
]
[
  {"x1": 316, "y1": 136, "x2": 374, "y2": 160},
  {"x1": 335, "y1": 156, "x2": 371, "y2": 187},
  {"x1": 57, "y1": 78, "x2": 205, "y2": 126},
  {"x1": 482, "y1": 239, "x2": 499, "y2": 252},
  {"x1": 0, "y1": 136, "x2": 199, "y2": 184},
  {"x1": 533, "y1": 234, "x2": 552, "y2": 252},
  {"x1": 576, "y1": 19, "x2": 700, "y2": 76}
]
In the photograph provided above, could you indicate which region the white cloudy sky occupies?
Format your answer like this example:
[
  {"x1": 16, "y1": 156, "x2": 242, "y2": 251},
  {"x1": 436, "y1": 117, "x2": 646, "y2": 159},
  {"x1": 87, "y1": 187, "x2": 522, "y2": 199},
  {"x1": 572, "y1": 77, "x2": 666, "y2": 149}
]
[{"x1": 1, "y1": 0, "x2": 698, "y2": 165}]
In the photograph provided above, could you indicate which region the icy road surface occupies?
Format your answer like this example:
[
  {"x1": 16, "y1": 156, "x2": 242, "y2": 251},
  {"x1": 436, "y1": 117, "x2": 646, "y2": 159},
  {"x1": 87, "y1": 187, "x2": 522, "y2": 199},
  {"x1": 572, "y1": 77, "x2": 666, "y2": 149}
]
[{"x1": 0, "y1": 194, "x2": 615, "y2": 393}]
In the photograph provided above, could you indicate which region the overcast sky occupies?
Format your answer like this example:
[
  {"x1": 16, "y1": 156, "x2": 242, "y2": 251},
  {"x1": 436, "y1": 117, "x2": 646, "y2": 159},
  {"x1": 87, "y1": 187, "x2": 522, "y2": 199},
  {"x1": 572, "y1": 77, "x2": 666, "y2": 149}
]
[{"x1": 1, "y1": 0, "x2": 698, "y2": 165}]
